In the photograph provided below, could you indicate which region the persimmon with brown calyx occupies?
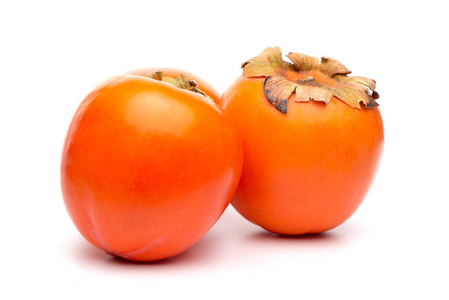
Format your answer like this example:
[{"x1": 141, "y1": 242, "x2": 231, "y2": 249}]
[
  {"x1": 61, "y1": 69, "x2": 243, "y2": 261},
  {"x1": 217, "y1": 47, "x2": 384, "y2": 235}
]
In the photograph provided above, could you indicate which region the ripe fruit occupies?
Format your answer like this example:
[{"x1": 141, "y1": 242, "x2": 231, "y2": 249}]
[
  {"x1": 217, "y1": 47, "x2": 384, "y2": 235},
  {"x1": 61, "y1": 69, "x2": 243, "y2": 261}
]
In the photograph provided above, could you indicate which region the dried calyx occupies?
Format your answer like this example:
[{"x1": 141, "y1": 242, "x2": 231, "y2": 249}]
[
  {"x1": 148, "y1": 71, "x2": 213, "y2": 101},
  {"x1": 242, "y1": 47, "x2": 379, "y2": 114}
]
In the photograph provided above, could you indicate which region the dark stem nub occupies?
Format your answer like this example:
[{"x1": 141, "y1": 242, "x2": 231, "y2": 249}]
[
  {"x1": 149, "y1": 71, "x2": 163, "y2": 80},
  {"x1": 296, "y1": 76, "x2": 320, "y2": 87}
]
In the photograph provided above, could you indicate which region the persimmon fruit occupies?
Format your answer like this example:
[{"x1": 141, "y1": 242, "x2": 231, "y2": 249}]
[
  {"x1": 61, "y1": 69, "x2": 243, "y2": 261},
  {"x1": 217, "y1": 47, "x2": 384, "y2": 235}
]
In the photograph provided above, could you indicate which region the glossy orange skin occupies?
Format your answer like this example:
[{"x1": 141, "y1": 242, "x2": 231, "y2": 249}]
[
  {"x1": 217, "y1": 76, "x2": 384, "y2": 235},
  {"x1": 61, "y1": 72, "x2": 243, "y2": 261}
]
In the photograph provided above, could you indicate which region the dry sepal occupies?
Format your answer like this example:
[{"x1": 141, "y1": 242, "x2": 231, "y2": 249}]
[
  {"x1": 148, "y1": 71, "x2": 213, "y2": 101},
  {"x1": 242, "y1": 47, "x2": 379, "y2": 114}
]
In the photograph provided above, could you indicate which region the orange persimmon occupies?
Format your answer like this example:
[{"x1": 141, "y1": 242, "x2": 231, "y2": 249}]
[
  {"x1": 61, "y1": 70, "x2": 243, "y2": 261},
  {"x1": 217, "y1": 47, "x2": 384, "y2": 235}
]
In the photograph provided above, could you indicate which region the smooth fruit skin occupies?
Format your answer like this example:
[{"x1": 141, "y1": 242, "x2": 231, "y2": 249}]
[
  {"x1": 217, "y1": 76, "x2": 384, "y2": 235},
  {"x1": 61, "y1": 73, "x2": 243, "y2": 261}
]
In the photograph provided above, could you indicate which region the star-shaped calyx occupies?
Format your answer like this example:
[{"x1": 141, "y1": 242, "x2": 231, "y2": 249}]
[{"x1": 241, "y1": 47, "x2": 379, "y2": 114}]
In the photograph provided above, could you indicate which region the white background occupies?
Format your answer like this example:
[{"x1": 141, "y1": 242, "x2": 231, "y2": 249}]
[{"x1": 1, "y1": 0, "x2": 448, "y2": 299}]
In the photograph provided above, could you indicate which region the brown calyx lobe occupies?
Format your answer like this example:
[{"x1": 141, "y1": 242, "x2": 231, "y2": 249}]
[{"x1": 242, "y1": 47, "x2": 379, "y2": 114}]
